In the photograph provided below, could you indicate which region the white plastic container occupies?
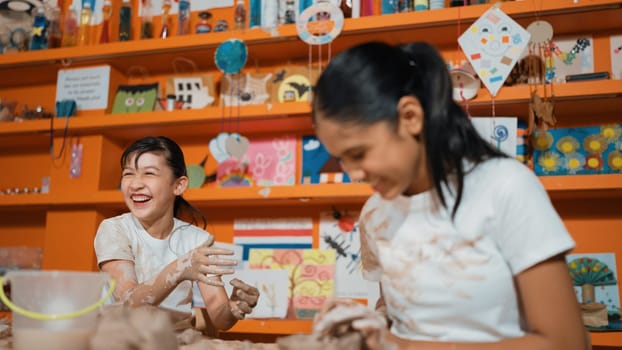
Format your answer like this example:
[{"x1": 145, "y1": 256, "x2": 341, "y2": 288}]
[{"x1": 1, "y1": 270, "x2": 111, "y2": 350}]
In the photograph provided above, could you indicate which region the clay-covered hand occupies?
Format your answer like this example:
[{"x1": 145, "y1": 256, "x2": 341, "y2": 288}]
[
  {"x1": 228, "y1": 278, "x2": 260, "y2": 320},
  {"x1": 177, "y1": 236, "x2": 237, "y2": 287},
  {"x1": 313, "y1": 298, "x2": 393, "y2": 350}
]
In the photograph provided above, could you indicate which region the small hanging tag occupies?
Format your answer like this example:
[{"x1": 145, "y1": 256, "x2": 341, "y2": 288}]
[
  {"x1": 527, "y1": 20, "x2": 554, "y2": 46},
  {"x1": 69, "y1": 143, "x2": 83, "y2": 178},
  {"x1": 225, "y1": 133, "x2": 249, "y2": 159},
  {"x1": 209, "y1": 132, "x2": 231, "y2": 163}
]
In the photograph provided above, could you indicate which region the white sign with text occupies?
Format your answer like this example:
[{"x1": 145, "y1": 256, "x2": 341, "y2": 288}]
[{"x1": 56, "y1": 65, "x2": 111, "y2": 110}]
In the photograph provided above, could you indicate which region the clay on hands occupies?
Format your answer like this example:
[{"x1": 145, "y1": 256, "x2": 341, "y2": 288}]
[
  {"x1": 312, "y1": 299, "x2": 391, "y2": 350},
  {"x1": 179, "y1": 237, "x2": 238, "y2": 287},
  {"x1": 228, "y1": 278, "x2": 260, "y2": 320}
]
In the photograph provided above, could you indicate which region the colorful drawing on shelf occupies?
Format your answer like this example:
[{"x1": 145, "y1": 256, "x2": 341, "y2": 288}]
[
  {"x1": 547, "y1": 35, "x2": 594, "y2": 83},
  {"x1": 319, "y1": 210, "x2": 373, "y2": 299},
  {"x1": 458, "y1": 7, "x2": 530, "y2": 97},
  {"x1": 566, "y1": 253, "x2": 621, "y2": 330},
  {"x1": 248, "y1": 248, "x2": 336, "y2": 319},
  {"x1": 611, "y1": 35, "x2": 622, "y2": 80},
  {"x1": 222, "y1": 269, "x2": 290, "y2": 319},
  {"x1": 217, "y1": 135, "x2": 296, "y2": 186},
  {"x1": 301, "y1": 135, "x2": 351, "y2": 184},
  {"x1": 532, "y1": 124, "x2": 622, "y2": 176},
  {"x1": 233, "y1": 217, "x2": 313, "y2": 263},
  {"x1": 470, "y1": 117, "x2": 518, "y2": 158}
]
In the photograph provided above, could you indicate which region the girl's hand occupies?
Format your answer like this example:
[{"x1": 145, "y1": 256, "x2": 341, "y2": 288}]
[
  {"x1": 178, "y1": 238, "x2": 237, "y2": 286},
  {"x1": 313, "y1": 298, "x2": 392, "y2": 350},
  {"x1": 228, "y1": 278, "x2": 260, "y2": 320}
]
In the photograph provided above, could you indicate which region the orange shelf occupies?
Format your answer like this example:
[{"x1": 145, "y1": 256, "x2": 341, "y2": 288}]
[
  {"x1": 0, "y1": 102, "x2": 313, "y2": 150},
  {"x1": 0, "y1": 183, "x2": 372, "y2": 209},
  {"x1": 468, "y1": 80, "x2": 622, "y2": 106},
  {"x1": 1, "y1": 175, "x2": 620, "y2": 210},
  {"x1": 540, "y1": 174, "x2": 622, "y2": 192},
  {"x1": 1, "y1": 80, "x2": 620, "y2": 145},
  {"x1": 589, "y1": 331, "x2": 622, "y2": 347},
  {"x1": 1, "y1": 0, "x2": 620, "y2": 87},
  {"x1": 223, "y1": 319, "x2": 311, "y2": 335}
]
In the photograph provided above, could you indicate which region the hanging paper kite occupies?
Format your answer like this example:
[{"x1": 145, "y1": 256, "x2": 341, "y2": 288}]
[{"x1": 458, "y1": 6, "x2": 530, "y2": 97}]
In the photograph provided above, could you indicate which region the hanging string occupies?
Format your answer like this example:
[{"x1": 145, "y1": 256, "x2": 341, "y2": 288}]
[
  {"x1": 50, "y1": 113, "x2": 70, "y2": 161},
  {"x1": 237, "y1": 72, "x2": 241, "y2": 134},
  {"x1": 491, "y1": 95, "x2": 496, "y2": 117},
  {"x1": 318, "y1": 42, "x2": 322, "y2": 77},
  {"x1": 308, "y1": 44, "x2": 313, "y2": 103},
  {"x1": 221, "y1": 77, "x2": 226, "y2": 132}
]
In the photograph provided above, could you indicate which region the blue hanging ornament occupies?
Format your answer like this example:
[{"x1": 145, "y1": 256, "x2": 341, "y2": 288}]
[{"x1": 214, "y1": 39, "x2": 248, "y2": 74}]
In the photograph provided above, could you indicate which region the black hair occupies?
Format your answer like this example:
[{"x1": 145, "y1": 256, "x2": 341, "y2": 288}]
[
  {"x1": 120, "y1": 136, "x2": 206, "y2": 228},
  {"x1": 312, "y1": 41, "x2": 506, "y2": 218}
]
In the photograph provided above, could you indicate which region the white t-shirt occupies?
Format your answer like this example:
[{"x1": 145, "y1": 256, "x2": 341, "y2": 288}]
[
  {"x1": 359, "y1": 157, "x2": 574, "y2": 342},
  {"x1": 94, "y1": 213, "x2": 212, "y2": 313}
]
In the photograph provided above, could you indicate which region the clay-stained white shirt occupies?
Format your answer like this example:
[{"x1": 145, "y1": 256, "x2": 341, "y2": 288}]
[
  {"x1": 94, "y1": 213, "x2": 212, "y2": 313},
  {"x1": 359, "y1": 157, "x2": 574, "y2": 342}
]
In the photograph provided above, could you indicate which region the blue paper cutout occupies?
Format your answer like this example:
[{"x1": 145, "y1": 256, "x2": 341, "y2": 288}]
[{"x1": 214, "y1": 39, "x2": 248, "y2": 74}]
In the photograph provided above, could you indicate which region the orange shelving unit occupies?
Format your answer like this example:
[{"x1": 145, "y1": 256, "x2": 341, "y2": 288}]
[{"x1": 1, "y1": 0, "x2": 621, "y2": 344}]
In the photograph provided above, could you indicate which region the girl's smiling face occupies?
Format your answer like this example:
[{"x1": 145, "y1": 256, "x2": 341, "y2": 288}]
[
  {"x1": 121, "y1": 151, "x2": 186, "y2": 227},
  {"x1": 314, "y1": 97, "x2": 430, "y2": 199}
]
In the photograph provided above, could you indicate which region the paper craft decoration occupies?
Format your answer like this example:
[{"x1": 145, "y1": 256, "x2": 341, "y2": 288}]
[
  {"x1": 221, "y1": 269, "x2": 290, "y2": 319},
  {"x1": 470, "y1": 117, "x2": 517, "y2": 157},
  {"x1": 111, "y1": 83, "x2": 159, "y2": 114},
  {"x1": 296, "y1": 1, "x2": 344, "y2": 45},
  {"x1": 567, "y1": 253, "x2": 620, "y2": 329},
  {"x1": 215, "y1": 39, "x2": 247, "y2": 74},
  {"x1": 532, "y1": 124, "x2": 622, "y2": 176},
  {"x1": 547, "y1": 35, "x2": 594, "y2": 83},
  {"x1": 249, "y1": 248, "x2": 336, "y2": 319},
  {"x1": 319, "y1": 210, "x2": 373, "y2": 299},
  {"x1": 271, "y1": 66, "x2": 316, "y2": 103},
  {"x1": 233, "y1": 217, "x2": 313, "y2": 262},
  {"x1": 220, "y1": 72, "x2": 273, "y2": 106},
  {"x1": 610, "y1": 35, "x2": 622, "y2": 80},
  {"x1": 458, "y1": 7, "x2": 530, "y2": 97},
  {"x1": 166, "y1": 74, "x2": 215, "y2": 109},
  {"x1": 301, "y1": 135, "x2": 351, "y2": 184},
  {"x1": 217, "y1": 135, "x2": 297, "y2": 187}
]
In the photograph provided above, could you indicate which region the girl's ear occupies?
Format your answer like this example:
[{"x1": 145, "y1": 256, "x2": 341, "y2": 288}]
[
  {"x1": 397, "y1": 95, "x2": 424, "y2": 137},
  {"x1": 174, "y1": 176, "x2": 189, "y2": 196}
]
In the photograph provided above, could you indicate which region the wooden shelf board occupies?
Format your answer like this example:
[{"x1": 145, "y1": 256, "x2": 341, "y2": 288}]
[
  {"x1": 590, "y1": 331, "x2": 622, "y2": 347},
  {"x1": 0, "y1": 103, "x2": 314, "y2": 148},
  {"x1": 2, "y1": 0, "x2": 621, "y2": 87},
  {"x1": 540, "y1": 174, "x2": 622, "y2": 192},
  {"x1": 466, "y1": 80, "x2": 622, "y2": 106},
  {"x1": 1, "y1": 176, "x2": 620, "y2": 209},
  {"x1": 1, "y1": 80, "x2": 620, "y2": 144},
  {"x1": 223, "y1": 319, "x2": 311, "y2": 335}
]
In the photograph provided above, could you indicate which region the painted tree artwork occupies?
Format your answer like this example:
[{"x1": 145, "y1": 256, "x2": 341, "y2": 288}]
[{"x1": 567, "y1": 253, "x2": 620, "y2": 329}]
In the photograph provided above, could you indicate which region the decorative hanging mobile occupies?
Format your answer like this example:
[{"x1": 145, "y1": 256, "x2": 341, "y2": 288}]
[
  {"x1": 209, "y1": 38, "x2": 253, "y2": 187},
  {"x1": 296, "y1": 0, "x2": 345, "y2": 101},
  {"x1": 458, "y1": 4, "x2": 530, "y2": 116},
  {"x1": 525, "y1": 19, "x2": 557, "y2": 134}
]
